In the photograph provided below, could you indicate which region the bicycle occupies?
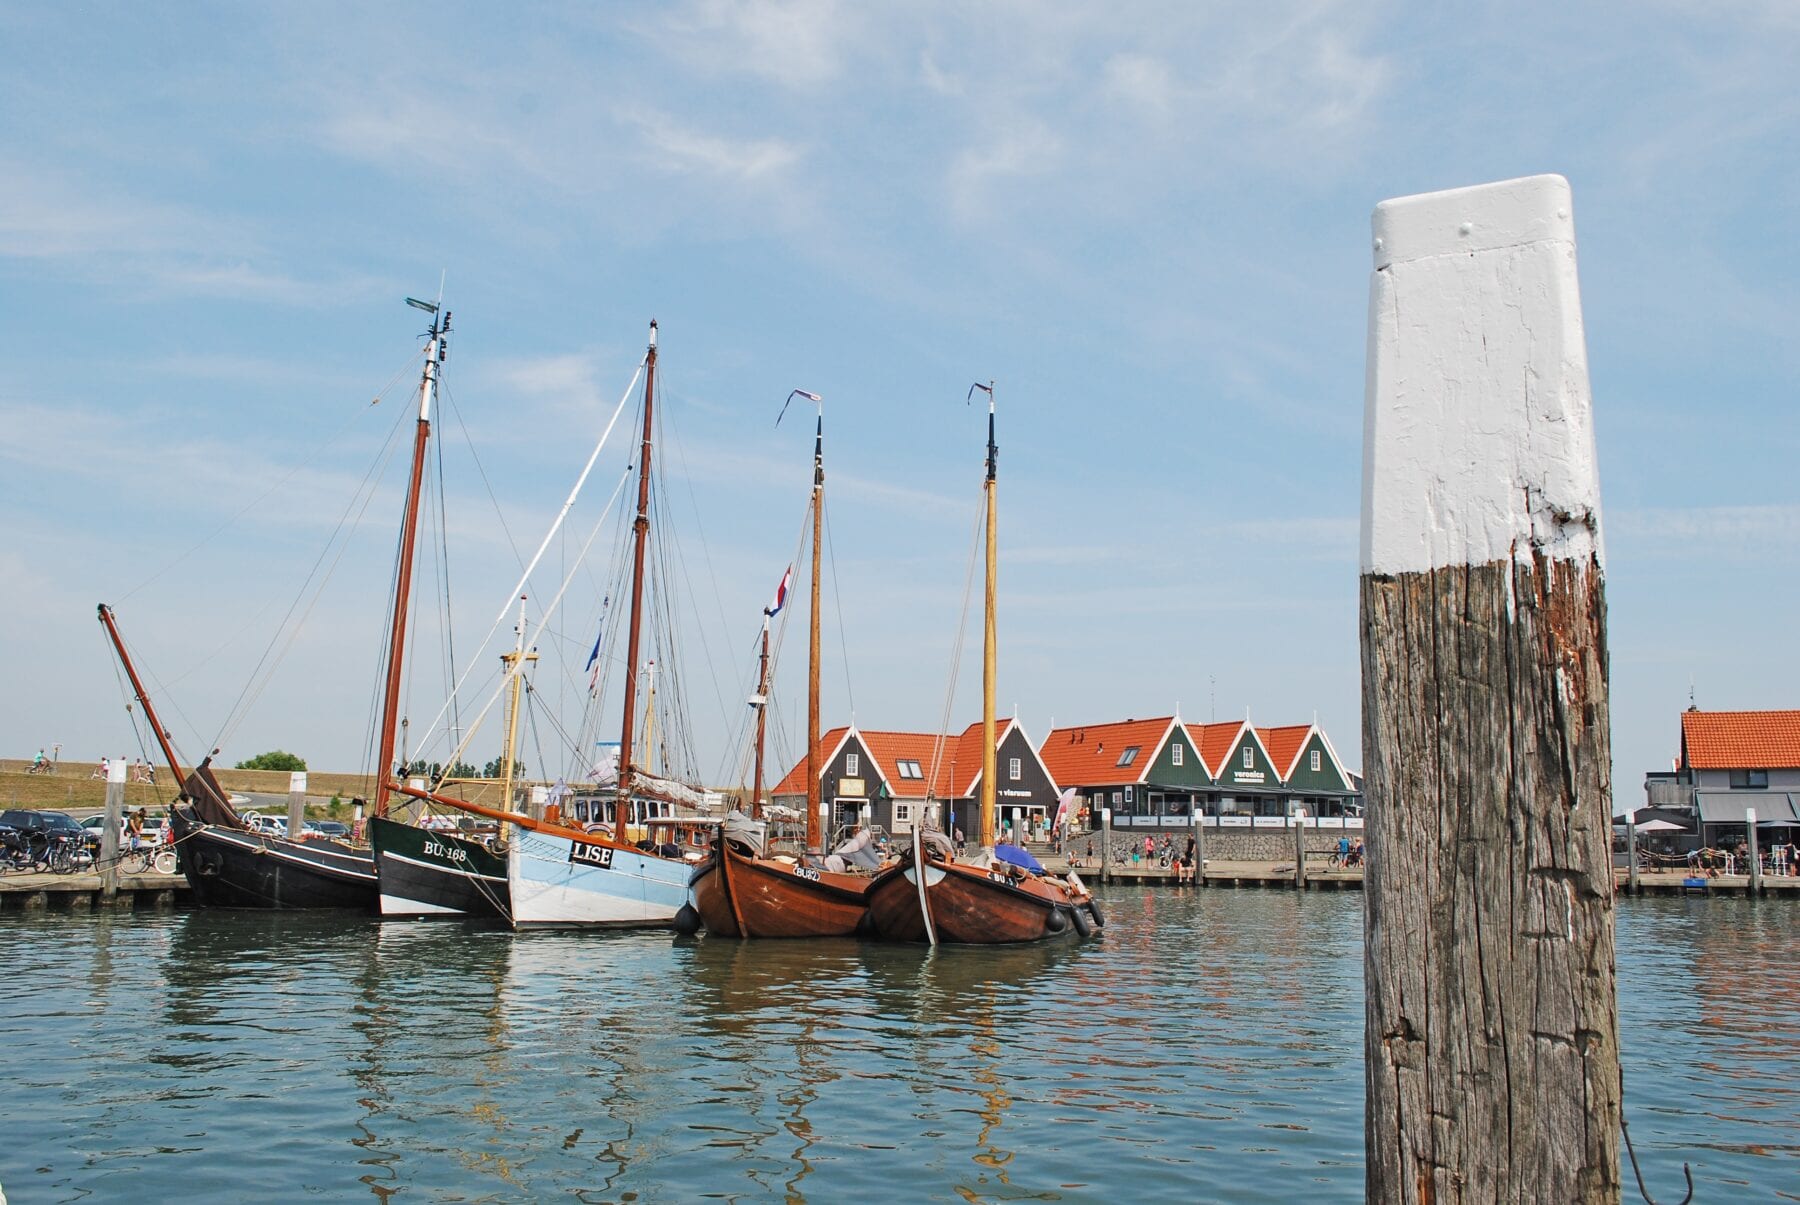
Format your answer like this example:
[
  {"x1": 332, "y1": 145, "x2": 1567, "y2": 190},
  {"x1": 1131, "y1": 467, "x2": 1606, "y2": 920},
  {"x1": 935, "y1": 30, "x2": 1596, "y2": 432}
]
[
  {"x1": 120, "y1": 842, "x2": 178, "y2": 875},
  {"x1": 27, "y1": 761, "x2": 55, "y2": 776},
  {"x1": 43, "y1": 833, "x2": 94, "y2": 875}
]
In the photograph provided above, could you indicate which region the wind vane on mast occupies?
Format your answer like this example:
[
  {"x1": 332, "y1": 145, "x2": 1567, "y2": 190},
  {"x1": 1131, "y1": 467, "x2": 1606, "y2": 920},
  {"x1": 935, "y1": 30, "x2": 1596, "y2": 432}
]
[{"x1": 775, "y1": 388, "x2": 823, "y2": 427}]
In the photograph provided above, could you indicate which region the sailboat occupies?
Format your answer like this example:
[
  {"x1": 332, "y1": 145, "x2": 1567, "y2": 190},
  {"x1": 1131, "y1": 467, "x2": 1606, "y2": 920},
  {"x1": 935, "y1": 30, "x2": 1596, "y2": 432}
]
[
  {"x1": 97, "y1": 298, "x2": 454, "y2": 910},
  {"x1": 865, "y1": 383, "x2": 1102, "y2": 944},
  {"x1": 690, "y1": 393, "x2": 879, "y2": 938},
  {"x1": 367, "y1": 596, "x2": 530, "y2": 919},
  {"x1": 398, "y1": 320, "x2": 706, "y2": 930}
]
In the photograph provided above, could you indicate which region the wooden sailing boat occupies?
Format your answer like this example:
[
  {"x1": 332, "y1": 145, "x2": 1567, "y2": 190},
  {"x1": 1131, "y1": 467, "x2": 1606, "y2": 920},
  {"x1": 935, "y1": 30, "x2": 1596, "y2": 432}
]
[
  {"x1": 690, "y1": 393, "x2": 878, "y2": 938},
  {"x1": 98, "y1": 297, "x2": 453, "y2": 910},
  {"x1": 866, "y1": 383, "x2": 1102, "y2": 944},
  {"x1": 400, "y1": 320, "x2": 705, "y2": 930},
  {"x1": 367, "y1": 595, "x2": 530, "y2": 919}
]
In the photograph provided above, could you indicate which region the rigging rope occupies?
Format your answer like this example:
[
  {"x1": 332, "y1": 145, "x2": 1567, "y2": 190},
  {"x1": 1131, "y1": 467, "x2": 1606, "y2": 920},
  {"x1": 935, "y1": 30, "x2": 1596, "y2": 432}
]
[{"x1": 926, "y1": 488, "x2": 986, "y2": 802}]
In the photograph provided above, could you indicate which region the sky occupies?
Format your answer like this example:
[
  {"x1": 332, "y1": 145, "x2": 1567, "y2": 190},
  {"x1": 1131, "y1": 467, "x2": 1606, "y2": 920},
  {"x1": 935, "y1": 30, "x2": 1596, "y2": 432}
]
[{"x1": 2, "y1": 2, "x2": 1796, "y2": 812}]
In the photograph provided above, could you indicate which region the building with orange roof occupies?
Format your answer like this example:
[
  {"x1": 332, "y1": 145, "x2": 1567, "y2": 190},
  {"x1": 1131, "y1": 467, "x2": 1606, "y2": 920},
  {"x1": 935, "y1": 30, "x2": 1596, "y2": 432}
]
[
  {"x1": 770, "y1": 718, "x2": 1062, "y2": 843},
  {"x1": 1041, "y1": 713, "x2": 1360, "y2": 833},
  {"x1": 1641, "y1": 708, "x2": 1800, "y2": 849}
]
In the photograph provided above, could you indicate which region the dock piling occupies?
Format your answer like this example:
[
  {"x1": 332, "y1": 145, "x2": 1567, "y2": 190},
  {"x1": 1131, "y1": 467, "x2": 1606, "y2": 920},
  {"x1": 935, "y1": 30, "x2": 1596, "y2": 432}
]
[
  {"x1": 1192, "y1": 809, "x2": 1206, "y2": 885},
  {"x1": 1100, "y1": 807, "x2": 1113, "y2": 884},
  {"x1": 1747, "y1": 807, "x2": 1762, "y2": 896},
  {"x1": 1292, "y1": 811, "x2": 1306, "y2": 889},
  {"x1": 1626, "y1": 808, "x2": 1639, "y2": 896},
  {"x1": 288, "y1": 771, "x2": 307, "y2": 843},
  {"x1": 1359, "y1": 174, "x2": 1620, "y2": 1202},
  {"x1": 101, "y1": 758, "x2": 124, "y2": 898}
]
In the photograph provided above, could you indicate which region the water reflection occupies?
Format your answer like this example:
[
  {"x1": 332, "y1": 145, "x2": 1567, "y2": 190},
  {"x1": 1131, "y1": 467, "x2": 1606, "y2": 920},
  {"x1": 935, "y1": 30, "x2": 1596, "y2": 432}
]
[{"x1": 1, "y1": 890, "x2": 1793, "y2": 1199}]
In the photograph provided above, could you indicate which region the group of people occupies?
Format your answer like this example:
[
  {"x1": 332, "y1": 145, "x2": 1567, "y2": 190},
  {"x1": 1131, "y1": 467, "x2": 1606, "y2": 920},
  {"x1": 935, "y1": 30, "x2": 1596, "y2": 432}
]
[
  {"x1": 1686, "y1": 841, "x2": 1800, "y2": 877},
  {"x1": 1331, "y1": 835, "x2": 1365, "y2": 869},
  {"x1": 83, "y1": 756, "x2": 157, "y2": 784}
]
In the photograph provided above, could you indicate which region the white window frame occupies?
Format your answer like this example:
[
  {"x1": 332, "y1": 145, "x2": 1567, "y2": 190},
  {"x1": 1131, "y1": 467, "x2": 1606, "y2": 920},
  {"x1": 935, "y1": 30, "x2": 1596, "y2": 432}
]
[
  {"x1": 1171, "y1": 743, "x2": 1183, "y2": 766},
  {"x1": 1311, "y1": 750, "x2": 1321, "y2": 772},
  {"x1": 1009, "y1": 757, "x2": 1021, "y2": 780},
  {"x1": 846, "y1": 753, "x2": 859, "y2": 776},
  {"x1": 1243, "y1": 747, "x2": 1254, "y2": 769},
  {"x1": 1111, "y1": 790, "x2": 1122, "y2": 804},
  {"x1": 894, "y1": 802, "x2": 913, "y2": 824}
]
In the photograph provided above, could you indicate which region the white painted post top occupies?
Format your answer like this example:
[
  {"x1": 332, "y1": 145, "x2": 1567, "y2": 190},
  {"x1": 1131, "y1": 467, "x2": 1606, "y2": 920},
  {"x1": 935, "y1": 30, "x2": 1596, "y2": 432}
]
[
  {"x1": 1361, "y1": 174, "x2": 1604, "y2": 577},
  {"x1": 289, "y1": 771, "x2": 307, "y2": 793},
  {"x1": 107, "y1": 759, "x2": 127, "y2": 784}
]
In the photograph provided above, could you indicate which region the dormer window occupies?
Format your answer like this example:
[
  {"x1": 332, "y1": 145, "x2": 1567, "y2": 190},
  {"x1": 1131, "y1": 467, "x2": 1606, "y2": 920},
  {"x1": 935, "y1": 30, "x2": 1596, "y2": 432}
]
[
  {"x1": 1117, "y1": 746, "x2": 1140, "y2": 767},
  {"x1": 896, "y1": 759, "x2": 923, "y2": 780},
  {"x1": 1730, "y1": 769, "x2": 1769, "y2": 789}
]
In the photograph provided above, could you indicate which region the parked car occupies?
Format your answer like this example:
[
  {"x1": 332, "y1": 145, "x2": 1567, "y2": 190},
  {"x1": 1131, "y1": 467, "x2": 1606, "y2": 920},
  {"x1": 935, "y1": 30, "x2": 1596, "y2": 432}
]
[
  {"x1": 1, "y1": 809, "x2": 101, "y2": 850},
  {"x1": 242, "y1": 813, "x2": 288, "y2": 837},
  {"x1": 80, "y1": 813, "x2": 168, "y2": 847},
  {"x1": 310, "y1": 820, "x2": 351, "y2": 839}
]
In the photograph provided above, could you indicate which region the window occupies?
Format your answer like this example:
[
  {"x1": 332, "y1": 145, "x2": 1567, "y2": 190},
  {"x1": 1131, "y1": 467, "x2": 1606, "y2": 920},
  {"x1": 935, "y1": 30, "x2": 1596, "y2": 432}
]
[
  {"x1": 1171, "y1": 743, "x2": 1183, "y2": 766},
  {"x1": 1124, "y1": 786, "x2": 1134, "y2": 803},
  {"x1": 1111, "y1": 790, "x2": 1122, "y2": 804},
  {"x1": 1311, "y1": 750, "x2": 1321, "y2": 772},
  {"x1": 894, "y1": 802, "x2": 913, "y2": 824},
  {"x1": 1117, "y1": 746, "x2": 1141, "y2": 767},
  {"x1": 846, "y1": 753, "x2": 859, "y2": 776},
  {"x1": 896, "y1": 759, "x2": 923, "y2": 780},
  {"x1": 1009, "y1": 757, "x2": 1022, "y2": 780},
  {"x1": 1243, "y1": 747, "x2": 1254, "y2": 769},
  {"x1": 1729, "y1": 769, "x2": 1769, "y2": 789}
]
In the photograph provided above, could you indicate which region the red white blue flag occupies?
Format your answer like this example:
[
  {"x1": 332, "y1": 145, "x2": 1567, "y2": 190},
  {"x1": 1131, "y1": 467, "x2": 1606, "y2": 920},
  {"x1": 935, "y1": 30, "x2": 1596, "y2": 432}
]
[{"x1": 766, "y1": 565, "x2": 792, "y2": 618}]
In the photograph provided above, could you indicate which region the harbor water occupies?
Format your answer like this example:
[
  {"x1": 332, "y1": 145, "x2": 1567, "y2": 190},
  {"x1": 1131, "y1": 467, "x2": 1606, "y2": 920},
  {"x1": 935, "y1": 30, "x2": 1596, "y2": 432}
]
[{"x1": 1, "y1": 889, "x2": 1793, "y2": 1201}]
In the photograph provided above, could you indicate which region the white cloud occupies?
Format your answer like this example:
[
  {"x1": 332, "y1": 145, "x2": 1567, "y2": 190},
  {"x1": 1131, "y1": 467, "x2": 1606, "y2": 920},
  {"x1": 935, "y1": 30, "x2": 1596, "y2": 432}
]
[{"x1": 624, "y1": 106, "x2": 805, "y2": 182}]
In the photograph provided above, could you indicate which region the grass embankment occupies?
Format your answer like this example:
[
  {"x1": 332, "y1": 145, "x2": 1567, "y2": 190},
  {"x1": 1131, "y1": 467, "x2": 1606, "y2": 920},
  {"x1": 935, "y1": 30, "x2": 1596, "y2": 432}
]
[{"x1": 0, "y1": 761, "x2": 378, "y2": 817}]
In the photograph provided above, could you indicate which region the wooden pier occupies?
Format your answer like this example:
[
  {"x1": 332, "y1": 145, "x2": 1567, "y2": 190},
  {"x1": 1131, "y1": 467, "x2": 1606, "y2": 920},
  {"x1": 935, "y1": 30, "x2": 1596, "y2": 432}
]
[{"x1": 0, "y1": 871, "x2": 190, "y2": 911}]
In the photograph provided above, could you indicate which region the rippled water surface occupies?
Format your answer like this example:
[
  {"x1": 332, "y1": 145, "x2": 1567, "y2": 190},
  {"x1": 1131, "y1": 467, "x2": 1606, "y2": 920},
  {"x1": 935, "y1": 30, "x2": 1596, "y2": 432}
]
[{"x1": 1, "y1": 889, "x2": 1793, "y2": 1201}]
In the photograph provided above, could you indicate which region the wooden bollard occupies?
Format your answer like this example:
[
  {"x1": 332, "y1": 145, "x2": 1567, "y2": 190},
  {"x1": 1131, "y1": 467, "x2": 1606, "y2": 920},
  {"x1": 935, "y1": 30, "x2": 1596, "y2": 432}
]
[
  {"x1": 1360, "y1": 175, "x2": 1620, "y2": 1202},
  {"x1": 287, "y1": 771, "x2": 307, "y2": 841},
  {"x1": 101, "y1": 758, "x2": 125, "y2": 897},
  {"x1": 1192, "y1": 808, "x2": 1207, "y2": 885},
  {"x1": 1293, "y1": 809, "x2": 1307, "y2": 889},
  {"x1": 1625, "y1": 808, "x2": 1639, "y2": 896},
  {"x1": 1747, "y1": 807, "x2": 1762, "y2": 896},
  {"x1": 1099, "y1": 807, "x2": 1113, "y2": 884}
]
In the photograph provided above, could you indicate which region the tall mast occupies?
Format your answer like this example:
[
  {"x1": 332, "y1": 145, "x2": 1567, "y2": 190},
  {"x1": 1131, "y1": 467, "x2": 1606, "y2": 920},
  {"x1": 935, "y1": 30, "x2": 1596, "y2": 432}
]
[
  {"x1": 752, "y1": 616, "x2": 770, "y2": 819},
  {"x1": 499, "y1": 594, "x2": 537, "y2": 812},
  {"x1": 375, "y1": 297, "x2": 448, "y2": 817},
  {"x1": 616, "y1": 320, "x2": 657, "y2": 831},
  {"x1": 978, "y1": 381, "x2": 997, "y2": 854},
  {"x1": 96, "y1": 604, "x2": 188, "y2": 786},
  {"x1": 805, "y1": 399, "x2": 824, "y2": 853}
]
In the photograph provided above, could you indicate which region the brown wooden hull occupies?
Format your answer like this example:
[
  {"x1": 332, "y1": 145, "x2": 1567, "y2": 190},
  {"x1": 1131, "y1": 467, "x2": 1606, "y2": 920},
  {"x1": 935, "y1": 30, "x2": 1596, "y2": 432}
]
[
  {"x1": 690, "y1": 842, "x2": 872, "y2": 939},
  {"x1": 866, "y1": 852, "x2": 1095, "y2": 944}
]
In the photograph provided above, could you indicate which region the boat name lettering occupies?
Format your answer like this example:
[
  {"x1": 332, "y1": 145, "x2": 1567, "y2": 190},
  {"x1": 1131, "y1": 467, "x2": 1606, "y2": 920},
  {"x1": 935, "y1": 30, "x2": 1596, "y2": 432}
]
[
  {"x1": 423, "y1": 839, "x2": 468, "y2": 863},
  {"x1": 793, "y1": 866, "x2": 821, "y2": 882},
  {"x1": 569, "y1": 842, "x2": 614, "y2": 869}
]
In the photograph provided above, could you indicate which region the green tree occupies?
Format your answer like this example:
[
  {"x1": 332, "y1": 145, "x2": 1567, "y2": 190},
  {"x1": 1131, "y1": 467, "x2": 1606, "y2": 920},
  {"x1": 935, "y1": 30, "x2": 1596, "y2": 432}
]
[
  {"x1": 235, "y1": 750, "x2": 307, "y2": 772},
  {"x1": 481, "y1": 756, "x2": 526, "y2": 778}
]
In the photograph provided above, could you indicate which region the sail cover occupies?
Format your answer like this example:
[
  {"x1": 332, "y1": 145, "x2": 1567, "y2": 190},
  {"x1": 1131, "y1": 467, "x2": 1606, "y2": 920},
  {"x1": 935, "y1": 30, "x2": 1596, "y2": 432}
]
[
  {"x1": 995, "y1": 843, "x2": 1044, "y2": 874},
  {"x1": 183, "y1": 759, "x2": 248, "y2": 830}
]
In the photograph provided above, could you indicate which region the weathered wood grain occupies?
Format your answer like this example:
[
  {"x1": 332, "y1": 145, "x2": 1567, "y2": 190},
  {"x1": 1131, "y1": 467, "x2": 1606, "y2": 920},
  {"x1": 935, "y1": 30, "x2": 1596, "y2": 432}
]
[{"x1": 1362, "y1": 553, "x2": 1619, "y2": 1202}]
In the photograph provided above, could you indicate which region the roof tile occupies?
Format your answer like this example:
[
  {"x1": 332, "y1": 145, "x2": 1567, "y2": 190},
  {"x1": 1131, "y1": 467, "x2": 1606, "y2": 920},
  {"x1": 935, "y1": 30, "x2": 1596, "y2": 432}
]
[{"x1": 1681, "y1": 710, "x2": 1800, "y2": 770}]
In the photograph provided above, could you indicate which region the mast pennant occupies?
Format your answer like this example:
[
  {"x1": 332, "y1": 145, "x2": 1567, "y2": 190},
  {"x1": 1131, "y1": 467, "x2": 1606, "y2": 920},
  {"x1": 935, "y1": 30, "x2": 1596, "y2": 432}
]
[{"x1": 766, "y1": 565, "x2": 793, "y2": 618}]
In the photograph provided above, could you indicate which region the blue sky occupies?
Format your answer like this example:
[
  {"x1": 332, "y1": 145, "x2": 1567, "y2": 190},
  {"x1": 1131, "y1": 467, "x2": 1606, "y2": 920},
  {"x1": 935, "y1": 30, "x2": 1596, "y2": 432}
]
[{"x1": 2, "y1": 2, "x2": 1795, "y2": 810}]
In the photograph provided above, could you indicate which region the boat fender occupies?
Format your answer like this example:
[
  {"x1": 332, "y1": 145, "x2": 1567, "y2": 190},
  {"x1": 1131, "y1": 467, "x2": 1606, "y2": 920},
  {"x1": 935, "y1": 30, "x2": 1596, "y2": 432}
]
[
  {"x1": 1044, "y1": 906, "x2": 1067, "y2": 934},
  {"x1": 1069, "y1": 904, "x2": 1093, "y2": 939},
  {"x1": 1086, "y1": 899, "x2": 1105, "y2": 929},
  {"x1": 672, "y1": 903, "x2": 703, "y2": 936}
]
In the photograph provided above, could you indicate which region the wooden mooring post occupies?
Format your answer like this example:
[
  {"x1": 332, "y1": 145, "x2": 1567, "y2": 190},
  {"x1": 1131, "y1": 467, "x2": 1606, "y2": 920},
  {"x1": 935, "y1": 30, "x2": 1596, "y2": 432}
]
[
  {"x1": 1292, "y1": 811, "x2": 1307, "y2": 889},
  {"x1": 101, "y1": 757, "x2": 125, "y2": 898},
  {"x1": 287, "y1": 771, "x2": 307, "y2": 842},
  {"x1": 1192, "y1": 809, "x2": 1207, "y2": 885},
  {"x1": 1747, "y1": 807, "x2": 1762, "y2": 896},
  {"x1": 1100, "y1": 807, "x2": 1113, "y2": 885},
  {"x1": 1625, "y1": 808, "x2": 1639, "y2": 896},
  {"x1": 1360, "y1": 175, "x2": 1620, "y2": 1202}
]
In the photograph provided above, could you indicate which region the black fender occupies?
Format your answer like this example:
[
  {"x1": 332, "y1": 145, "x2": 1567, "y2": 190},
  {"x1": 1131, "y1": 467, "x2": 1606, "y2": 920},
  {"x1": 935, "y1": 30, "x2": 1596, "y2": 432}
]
[
  {"x1": 1086, "y1": 899, "x2": 1105, "y2": 929},
  {"x1": 1069, "y1": 903, "x2": 1093, "y2": 939}
]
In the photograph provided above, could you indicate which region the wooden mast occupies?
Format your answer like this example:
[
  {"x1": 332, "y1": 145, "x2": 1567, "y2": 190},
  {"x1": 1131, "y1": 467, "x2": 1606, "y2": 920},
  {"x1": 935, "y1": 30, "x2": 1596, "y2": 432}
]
[
  {"x1": 805, "y1": 400, "x2": 824, "y2": 852},
  {"x1": 96, "y1": 603, "x2": 188, "y2": 787},
  {"x1": 375, "y1": 297, "x2": 447, "y2": 818},
  {"x1": 615, "y1": 320, "x2": 657, "y2": 833},
  {"x1": 978, "y1": 381, "x2": 997, "y2": 855},
  {"x1": 752, "y1": 617, "x2": 770, "y2": 819},
  {"x1": 499, "y1": 594, "x2": 537, "y2": 812}
]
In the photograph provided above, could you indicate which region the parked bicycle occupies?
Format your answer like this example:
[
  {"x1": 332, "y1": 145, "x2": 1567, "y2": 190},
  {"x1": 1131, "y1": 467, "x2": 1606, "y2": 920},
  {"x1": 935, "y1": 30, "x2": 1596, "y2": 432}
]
[
  {"x1": 39, "y1": 833, "x2": 94, "y2": 874},
  {"x1": 119, "y1": 843, "x2": 177, "y2": 875}
]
